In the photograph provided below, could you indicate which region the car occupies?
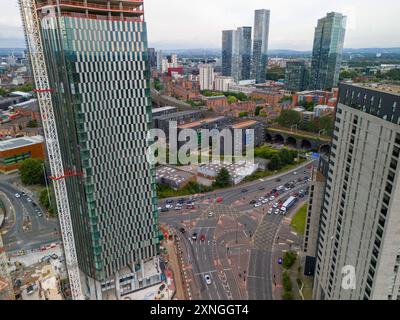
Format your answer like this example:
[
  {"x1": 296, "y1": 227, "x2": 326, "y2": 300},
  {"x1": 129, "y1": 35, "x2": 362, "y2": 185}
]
[
  {"x1": 261, "y1": 199, "x2": 268, "y2": 204},
  {"x1": 258, "y1": 186, "x2": 265, "y2": 190},
  {"x1": 293, "y1": 171, "x2": 298, "y2": 175},
  {"x1": 241, "y1": 189, "x2": 248, "y2": 193},
  {"x1": 15, "y1": 193, "x2": 21, "y2": 198},
  {"x1": 51, "y1": 253, "x2": 58, "y2": 259},
  {"x1": 200, "y1": 235, "x2": 205, "y2": 242},
  {"x1": 250, "y1": 200, "x2": 257, "y2": 205},
  {"x1": 174, "y1": 206, "x2": 182, "y2": 211},
  {"x1": 284, "y1": 187, "x2": 290, "y2": 192},
  {"x1": 208, "y1": 212, "x2": 214, "y2": 217},
  {"x1": 275, "y1": 209, "x2": 281, "y2": 215},
  {"x1": 179, "y1": 228, "x2": 186, "y2": 234},
  {"x1": 192, "y1": 233, "x2": 198, "y2": 241},
  {"x1": 272, "y1": 202, "x2": 278, "y2": 208},
  {"x1": 166, "y1": 199, "x2": 173, "y2": 204},
  {"x1": 268, "y1": 208, "x2": 273, "y2": 215},
  {"x1": 269, "y1": 196, "x2": 275, "y2": 201},
  {"x1": 254, "y1": 203, "x2": 262, "y2": 208},
  {"x1": 26, "y1": 197, "x2": 32, "y2": 203},
  {"x1": 204, "y1": 274, "x2": 212, "y2": 285},
  {"x1": 161, "y1": 207, "x2": 169, "y2": 212},
  {"x1": 272, "y1": 188, "x2": 277, "y2": 193},
  {"x1": 157, "y1": 207, "x2": 162, "y2": 211},
  {"x1": 20, "y1": 192, "x2": 26, "y2": 196},
  {"x1": 26, "y1": 285, "x2": 35, "y2": 295},
  {"x1": 281, "y1": 208, "x2": 287, "y2": 215},
  {"x1": 276, "y1": 178, "x2": 281, "y2": 182}
]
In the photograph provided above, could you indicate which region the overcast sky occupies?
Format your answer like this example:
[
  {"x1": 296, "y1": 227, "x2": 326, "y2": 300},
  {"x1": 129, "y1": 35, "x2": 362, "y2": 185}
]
[{"x1": 1, "y1": 0, "x2": 399, "y2": 50}]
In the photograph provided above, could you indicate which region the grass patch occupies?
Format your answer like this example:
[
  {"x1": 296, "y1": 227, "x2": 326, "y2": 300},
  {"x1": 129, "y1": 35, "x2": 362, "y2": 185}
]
[{"x1": 291, "y1": 203, "x2": 308, "y2": 235}]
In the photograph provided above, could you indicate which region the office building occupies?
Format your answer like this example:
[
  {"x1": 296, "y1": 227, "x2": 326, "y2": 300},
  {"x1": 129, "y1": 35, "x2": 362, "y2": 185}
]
[
  {"x1": 148, "y1": 48, "x2": 157, "y2": 69},
  {"x1": 314, "y1": 83, "x2": 400, "y2": 300},
  {"x1": 214, "y1": 75, "x2": 234, "y2": 92},
  {"x1": 285, "y1": 60, "x2": 309, "y2": 92},
  {"x1": 222, "y1": 30, "x2": 234, "y2": 77},
  {"x1": 199, "y1": 64, "x2": 215, "y2": 91},
  {"x1": 310, "y1": 12, "x2": 346, "y2": 90},
  {"x1": 252, "y1": 9, "x2": 270, "y2": 84},
  {"x1": 0, "y1": 135, "x2": 45, "y2": 173},
  {"x1": 25, "y1": 0, "x2": 160, "y2": 299},
  {"x1": 232, "y1": 27, "x2": 252, "y2": 82}
]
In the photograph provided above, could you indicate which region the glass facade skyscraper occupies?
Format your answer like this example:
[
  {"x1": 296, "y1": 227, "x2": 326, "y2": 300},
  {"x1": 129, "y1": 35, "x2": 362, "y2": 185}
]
[
  {"x1": 32, "y1": 0, "x2": 160, "y2": 299},
  {"x1": 252, "y1": 9, "x2": 270, "y2": 84},
  {"x1": 285, "y1": 60, "x2": 309, "y2": 92},
  {"x1": 310, "y1": 12, "x2": 346, "y2": 90},
  {"x1": 222, "y1": 30, "x2": 234, "y2": 77},
  {"x1": 231, "y1": 26, "x2": 252, "y2": 82}
]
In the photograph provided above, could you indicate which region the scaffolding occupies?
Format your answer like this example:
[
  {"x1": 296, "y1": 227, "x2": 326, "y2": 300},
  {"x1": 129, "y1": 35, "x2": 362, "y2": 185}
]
[{"x1": 19, "y1": 0, "x2": 84, "y2": 300}]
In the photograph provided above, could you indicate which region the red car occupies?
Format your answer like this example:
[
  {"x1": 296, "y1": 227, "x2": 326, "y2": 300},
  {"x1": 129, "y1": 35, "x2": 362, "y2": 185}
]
[{"x1": 200, "y1": 235, "x2": 205, "y2": 242}]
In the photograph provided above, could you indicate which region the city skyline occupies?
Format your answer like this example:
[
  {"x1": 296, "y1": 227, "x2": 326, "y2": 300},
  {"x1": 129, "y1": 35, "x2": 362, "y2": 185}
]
[{"x1": 1, "y1": 0, "x2": 400, "y2": 50}]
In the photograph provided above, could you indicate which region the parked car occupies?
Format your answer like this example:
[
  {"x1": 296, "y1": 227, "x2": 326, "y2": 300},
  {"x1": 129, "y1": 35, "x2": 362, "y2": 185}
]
[
  {"x1": 15, "y1": 193, "x2": 21, "y2": 198},
  {"x1": 274, "y1": 209, "x2": 281, "y2": 215},
  {"x1": 254, "y1": 203, "x2": 262, "y2": 208},
  {"x1": 161, "y1": 207, "x2": 169, "y2": 212},
  {"x1": 268, "y1": 208, "x2": 273, "y2": 215},
  {"x1": 208, "y1": 212, "x2": 214, "y2": 217},
  {"x1": 250, "y1": 200, "x2": 257, "y2": 205},
  {"x1": 204, "y1": 274, "x2": 212, "y2": 285},
  {"x1": 26, "y1": 197, "x2": 32, "y2": 203}
]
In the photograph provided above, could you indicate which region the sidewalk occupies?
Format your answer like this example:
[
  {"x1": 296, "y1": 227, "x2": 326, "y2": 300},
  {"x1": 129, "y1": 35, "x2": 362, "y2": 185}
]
[{"x1": 271, "y1": 201, "x2": 305, "y2": 300}]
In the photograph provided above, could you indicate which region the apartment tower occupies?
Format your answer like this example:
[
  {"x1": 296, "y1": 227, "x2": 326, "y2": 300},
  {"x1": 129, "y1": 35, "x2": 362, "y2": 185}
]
[
  {"x1": 22, "y1": 0, "x2": 160, "y2": 300},
  {"x1": 314, "y1": 83, "x2": 400, "y2": 300}
]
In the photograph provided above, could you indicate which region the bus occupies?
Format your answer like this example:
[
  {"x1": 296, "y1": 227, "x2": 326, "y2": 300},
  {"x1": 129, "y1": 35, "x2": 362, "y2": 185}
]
[{"x1": 281, "y1": 196, "x2": 298, "y2": 213}]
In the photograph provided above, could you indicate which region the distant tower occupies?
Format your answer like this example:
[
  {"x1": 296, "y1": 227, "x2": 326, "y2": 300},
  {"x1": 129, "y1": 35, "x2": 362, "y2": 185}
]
[
  {"x1": 231, "y1": 27, "x2": 252, "y2": 82},
  {"x1": 222, "y1": 30, "x2": 234, "y2": 77},
  {"x1": 252, "y1": 9, "x2": 270, "y2": 84},
  {"x1": 310, "y1": 12, "x2": 346, "y2": 90}
]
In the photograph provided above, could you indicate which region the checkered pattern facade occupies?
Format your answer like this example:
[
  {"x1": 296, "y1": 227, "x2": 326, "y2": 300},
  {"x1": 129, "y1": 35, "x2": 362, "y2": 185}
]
[{"x1": 41, "y1": 16, "x2": 159, "y2": 281}]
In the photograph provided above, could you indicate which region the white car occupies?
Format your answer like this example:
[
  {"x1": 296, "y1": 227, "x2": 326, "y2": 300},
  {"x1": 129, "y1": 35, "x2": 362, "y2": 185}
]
[
  {"x1": 208, "y1": 212, "x2": 214, "y2": 217},
  {"x1": 293, "y1": 171, "x2": 298, "y2": 175},
  {"x1": 261, "y1": 199, "x2": 268, "y2": 204},
  {"x1": 269, "y1": 196, "x2": 275, "y2": 201},
  {"x1": 254, "y1": 203, "x2": 262, "y2": 208},
  {"x1": 275, "y1": 209, "x2": 281, "y2": 215},
  {"x1": 281, "y1": 208, "x2": 287, "y2": 215},
  {"x1": 204, "y1": 274, "x2": 212, "y2": 285},
  {"x1": 273, "y1": 202, "x2": 278, "y2": 208},
  {"x1": 15, "y1": 193, "x2": 21, "y2": 198},
  {"x1": 174, "y1": 206, "x2": 182, "y2": 210},
  {"x1": 26, "y1": 197, "x2": 32, "y2": 203},
  {"x1": 268, "y1": 208, "x2": 273, "y2": 215}
]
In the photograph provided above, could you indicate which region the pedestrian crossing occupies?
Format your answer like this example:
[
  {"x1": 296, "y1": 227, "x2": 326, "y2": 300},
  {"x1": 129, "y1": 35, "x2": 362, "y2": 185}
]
[{"x1": 253, "y1": 216, "x2": 279, "y2": 250}]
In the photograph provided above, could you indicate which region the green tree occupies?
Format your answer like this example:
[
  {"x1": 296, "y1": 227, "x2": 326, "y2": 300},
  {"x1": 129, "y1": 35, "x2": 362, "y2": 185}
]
[
  {"x1": 282, "y1": 251, "x2": 297, "y2": 269},
  {"x1": 15, "y1": 83, "x2": 34, "y2": 92},
  {"x1": 0, "y1": 87, "x2": 8, "y2": 96},
  {"x1": 39, "y1": 188, "x2": 55, "y2": 215},
  {"x1": 19, "y1": 158, "x2": 44, "y2": 185},
  {"x1": 268, "y1": 154, "x2": 282, "y2": 171},
  {"x1": 213, "y1": 168, "x2": 231, "y2": 188},
  {"x1": 238, "y1": 111, "x2": 248, "y2": 117},
  {"x1": 227, "y1": 95, "x2": 238, "y2": 104},
  {"x1": 27, "y1": 119, "x2": 38, "y2": 128},
  {"x1": 277, "y1": 109, "x2": 301, "y2": 128},
  {"x1": 255, "y1": 106, "x2": 263, "y2": 116},
  {"x1": 282, "y1": 271, "x2": 293, "y2": 292},
  {"x1": 279, "y1": 148, "x2": 295, "y2": 165}
]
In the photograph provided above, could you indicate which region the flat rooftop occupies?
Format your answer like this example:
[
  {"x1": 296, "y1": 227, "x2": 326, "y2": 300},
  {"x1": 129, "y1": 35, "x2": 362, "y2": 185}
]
[
  {"x1": 156, "y1": 166, "x2": 194, "y2": 184},
  {"x1": 152, "y1": 106, "x2": 177, "y2": 114},
  {"x1": 231, "y1": 120, "x2": 258, "y2": 129},
  {"x1": 154, "y1": 110, "x2": 201, "y2": 121},
  {"x1": 205, "y1": 95, "x2": 226, "y2": 100},
  {"x1": 349, "y1": 82, "x2": 400, "y2": 95},
  {"x1": 0, "y1": 135, "x2": 44, "y2": 152},
  {"x1": 178, "y1": 116, "x2": 226, "y2": 129}
]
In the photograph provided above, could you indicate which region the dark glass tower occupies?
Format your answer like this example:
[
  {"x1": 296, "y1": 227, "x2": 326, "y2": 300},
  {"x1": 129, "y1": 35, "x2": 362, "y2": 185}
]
[
  {"x1": 285, "y1": 60, "x2": 309, "y2": 92},
  {"x1": 222, "y1": 30, "x2": 234, "y2": 77},
  {"x1": 252, "y1": 9, "x2": 270, "y2": 84},
  {"x1": 310, "y1": 12, "x2": 346, "y2": 90}
]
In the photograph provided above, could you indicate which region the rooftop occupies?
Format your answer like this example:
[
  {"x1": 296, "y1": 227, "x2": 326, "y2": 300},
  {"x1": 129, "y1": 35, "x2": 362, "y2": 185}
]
[
  {"x1": 178, "y1": 116, "x2": 226, "y2": 129},
  {"x1": 204, "y1": 95, "x2": 226, "y2": 100},
  {"x1": 350, "y1": 82, "x2": 400, "y2": 95},
  {"x1": 152, "y1": 106, "x2": 177, "y2": 114},
  {"x1": 154, "y1": 110, "x2": 201, "y2": 121},
  {"x1": 156, "y1": 166, "x2": 194, "y2": 184},
  {"x1": 0, "y1": 135, "x2": 44, "y2": 152},
  {"x1": 231, "y1": 120, "x2": 258, "y2": 129}
]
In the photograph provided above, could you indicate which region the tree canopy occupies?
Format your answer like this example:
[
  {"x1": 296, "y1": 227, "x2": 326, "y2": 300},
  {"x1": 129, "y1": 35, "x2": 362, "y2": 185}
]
[
  {"x1": 213, "y1": 168, "x2": 231, "y2": 188},
  {"x1": 19, "y1": 158, "x2": 44, "y2": 185}
]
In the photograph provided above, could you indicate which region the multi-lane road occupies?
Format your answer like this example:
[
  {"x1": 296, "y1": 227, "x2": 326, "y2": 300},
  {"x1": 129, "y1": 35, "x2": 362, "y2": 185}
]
[
  {"x1": 0, "y1": 179, "x2": 60, "y2": 253},
  {"x1": 0, "y1": 158, "x2": 315, "y2": 300},
  {"x1": 159, "y1": 159, "x2": 316, "y2": 300}
]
